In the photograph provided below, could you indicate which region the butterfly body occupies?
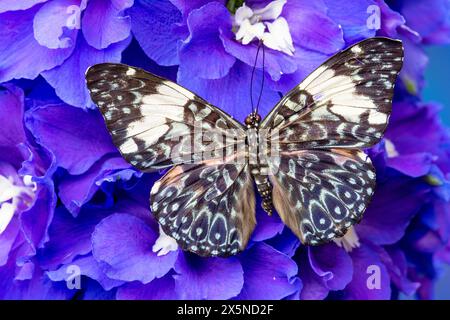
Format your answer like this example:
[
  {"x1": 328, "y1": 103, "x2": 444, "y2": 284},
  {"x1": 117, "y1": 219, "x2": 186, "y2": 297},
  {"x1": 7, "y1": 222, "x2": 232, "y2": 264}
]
[
  {"x1": 86, "y1": 37, "x2": 404, "y2": 257},
  {"x1": 244, "y1": 112, "x2": 274, "y2": 215}
]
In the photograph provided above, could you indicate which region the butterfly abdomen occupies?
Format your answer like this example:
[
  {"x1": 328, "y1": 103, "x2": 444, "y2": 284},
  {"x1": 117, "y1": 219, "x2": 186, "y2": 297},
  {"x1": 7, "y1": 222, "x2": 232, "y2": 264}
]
[
  {"x1": 246, "y1": 112, "x2": 274, "y2": 215},
  {"x1": 252, "y1": 171, "x2": 273, "y2": 215}
]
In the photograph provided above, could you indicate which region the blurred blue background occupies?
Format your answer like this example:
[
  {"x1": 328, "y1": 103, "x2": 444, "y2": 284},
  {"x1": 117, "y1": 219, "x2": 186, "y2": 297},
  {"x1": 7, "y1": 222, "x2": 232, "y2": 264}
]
[
  {"x1": 424, "y1": 46, "x2": 450, "y2": 125},
  {"x1": 423, "y1": 45, "x2": 450, "y2": 299}
]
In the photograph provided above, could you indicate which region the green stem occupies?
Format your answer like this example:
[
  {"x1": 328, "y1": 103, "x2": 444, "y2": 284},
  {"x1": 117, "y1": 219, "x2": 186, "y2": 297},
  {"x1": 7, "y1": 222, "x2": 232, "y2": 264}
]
[{"x1": 227, "y1": 0, "x2": 245, "y2": 14}]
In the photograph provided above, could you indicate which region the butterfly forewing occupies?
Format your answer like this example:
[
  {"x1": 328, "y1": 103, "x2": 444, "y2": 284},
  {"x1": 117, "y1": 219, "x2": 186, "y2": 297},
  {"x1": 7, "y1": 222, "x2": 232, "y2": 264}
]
[
  {"x1": 86, "y1": 63, "x2": 246, "y2": 171},
  {"x1": 263, "y1": 37, "x2": 403, "y2": 151},
  {"x1": 263, "y1": 37, "x2": 403, "y2": 245}
]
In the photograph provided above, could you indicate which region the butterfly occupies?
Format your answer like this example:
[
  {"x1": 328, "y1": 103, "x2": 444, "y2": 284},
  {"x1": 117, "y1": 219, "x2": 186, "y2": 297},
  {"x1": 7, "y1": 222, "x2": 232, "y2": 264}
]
[{"x1": 86, "y1": 37, "x2": 404, "y2": 257}]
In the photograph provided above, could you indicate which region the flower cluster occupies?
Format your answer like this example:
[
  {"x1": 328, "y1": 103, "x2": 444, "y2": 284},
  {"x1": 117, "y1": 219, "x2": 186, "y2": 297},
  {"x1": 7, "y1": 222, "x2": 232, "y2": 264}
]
[{"x1": 0, "y1": 0, "x2": 449, "y2": 300}]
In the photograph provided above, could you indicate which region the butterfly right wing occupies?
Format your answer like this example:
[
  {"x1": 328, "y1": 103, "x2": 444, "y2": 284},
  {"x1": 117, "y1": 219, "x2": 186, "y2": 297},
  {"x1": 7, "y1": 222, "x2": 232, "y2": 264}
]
[
  {"x1": 261, "y1": 38, "x2": 403, "y2": 245},
  {"x1": 86, "y1": 63, "x2": 246, "y2": 171},
  {"x1": 150, "y1": 153, "x2": 255, "y2": 257}
]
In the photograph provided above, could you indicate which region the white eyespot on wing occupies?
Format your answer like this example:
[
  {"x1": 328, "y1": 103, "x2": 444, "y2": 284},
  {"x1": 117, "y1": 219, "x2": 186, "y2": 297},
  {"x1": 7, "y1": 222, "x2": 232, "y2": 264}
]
[
  {"x1": 126, "y1": 68, "x2": 136, "y2": 76},
  {"x1": 119, "y1": 138, "x2": 139, "y2": 154}
]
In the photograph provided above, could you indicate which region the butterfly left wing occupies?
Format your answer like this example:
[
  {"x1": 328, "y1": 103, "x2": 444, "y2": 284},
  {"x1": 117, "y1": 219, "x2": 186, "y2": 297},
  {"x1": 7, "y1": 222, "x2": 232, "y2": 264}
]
[
  {"x1": 262, "y1": 37, "x2": 403, "y2": 245},
  {"x1": 150, "y1": 154, "x2": 255, "y2": 257}
]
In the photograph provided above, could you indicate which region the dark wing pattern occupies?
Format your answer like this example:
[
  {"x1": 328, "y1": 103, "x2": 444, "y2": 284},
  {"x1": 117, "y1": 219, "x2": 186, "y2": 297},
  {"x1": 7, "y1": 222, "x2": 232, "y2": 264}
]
[
  {"x1": 263, "y1": 37, "x2": 403, "y2": 245},
  {"x1": 150, "y1": 155, "x2": 255, "y2": 257},
  {"x1": 269, "y1": 149, "x2": 375, "y2": 245},
  {"x1": 86, "y1": 63, "x2": 253, "y2": 257},
  {"x1": 86, "y1": 63, "x2": 246, "y2": 171},
  {"x1": 262, "y1": 37, "x2": 403, "y2": 151}
]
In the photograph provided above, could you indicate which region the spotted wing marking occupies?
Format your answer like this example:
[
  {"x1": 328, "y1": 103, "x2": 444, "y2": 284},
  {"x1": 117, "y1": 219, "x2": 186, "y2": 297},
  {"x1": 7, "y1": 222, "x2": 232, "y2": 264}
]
[
  {"x1": 150, "y1": 154, "x2": 255, "y2": 257},
  {"x1": 262, "y1": 37, "x2": 403, "y2": 245},
  {"x1": 270, "y1": 149, "x2": 375, "y2": 245},
  {"x1": 262, "y1": 37, "x2": 404, "y2": 151},
  {"x1": 86, "y1": 63, "x2": 246, "y2": 171}
]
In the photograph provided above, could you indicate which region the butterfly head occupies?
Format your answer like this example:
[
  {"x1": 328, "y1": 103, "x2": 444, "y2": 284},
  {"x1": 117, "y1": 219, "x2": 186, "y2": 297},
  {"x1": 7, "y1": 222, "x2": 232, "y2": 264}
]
[{"x1": 244, "y1": 113, "x2": 262, "y2": 128}]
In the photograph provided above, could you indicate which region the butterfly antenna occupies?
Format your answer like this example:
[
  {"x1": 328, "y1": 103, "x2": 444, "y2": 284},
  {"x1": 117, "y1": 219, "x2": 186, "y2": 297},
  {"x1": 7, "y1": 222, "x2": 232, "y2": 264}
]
[{"x1": 250, "y1": 40, "x2": 265, "y2": 115}]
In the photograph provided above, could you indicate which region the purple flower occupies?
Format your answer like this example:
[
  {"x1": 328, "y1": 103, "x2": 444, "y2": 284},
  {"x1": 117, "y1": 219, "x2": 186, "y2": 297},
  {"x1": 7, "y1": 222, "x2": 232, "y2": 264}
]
[
  {"x1": 0, "y1": 0, "x2": 132, "y2": 108},
  {"x1": 0, "y1": 0, "x2": 450, "y2": 300},
  {"x1": 130, "y1": 0, "x2": 376, "y2": 120},
  {"x1": 0, "y1": 84, "x2": 72, "y2": 299}
]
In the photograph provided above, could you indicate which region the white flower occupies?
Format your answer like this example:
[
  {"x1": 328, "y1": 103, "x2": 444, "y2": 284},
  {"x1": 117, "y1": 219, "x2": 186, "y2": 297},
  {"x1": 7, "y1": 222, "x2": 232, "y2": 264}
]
[
  {"x1": 233, "y1": 0, "x2": 295, "y2": 56},
  {"x1": 384, "y1": 138, "x2": 399, "y2": 158},
  {"x1": 0, "y1": 174, "x2": 36, "y2": 234},
  {"x1": 333, "y1": 226, "x2": 361, "y2": 252},
  {"x1": 152, "y1": 225, "x2": 179, "y2": 256}
]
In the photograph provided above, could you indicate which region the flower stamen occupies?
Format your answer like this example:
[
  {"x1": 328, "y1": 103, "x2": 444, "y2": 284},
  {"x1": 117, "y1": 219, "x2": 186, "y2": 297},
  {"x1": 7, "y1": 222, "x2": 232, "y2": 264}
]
[
  {"x1": 152, "y1": 225, "x2": 178, "y2": 256},
  {"x1": 333, "y1": 226, "x2": 361, "y2": 252}
]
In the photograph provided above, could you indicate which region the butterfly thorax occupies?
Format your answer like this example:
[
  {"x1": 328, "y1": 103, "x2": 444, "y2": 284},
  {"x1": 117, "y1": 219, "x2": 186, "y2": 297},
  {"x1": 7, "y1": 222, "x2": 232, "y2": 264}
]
[{"x1": 245, "y1": 113, "x2": 274, "y2": 216}]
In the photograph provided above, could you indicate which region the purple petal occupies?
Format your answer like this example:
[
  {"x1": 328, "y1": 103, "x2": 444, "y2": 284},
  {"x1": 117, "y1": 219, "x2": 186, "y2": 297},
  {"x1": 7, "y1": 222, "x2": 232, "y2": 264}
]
[
  {"x1": 130, "y1": 0, "x2": 183, "y2": 66},
  {"x1": 47, "y1": 255, "x2": 125, "y2": 290},
  {"x1": 117, "y1": 274, "x2": 178, "y2": 300},
  {"x1": 265, "y1": 228, "x2": 300, "y2": 257},
  {"x1": 42, "y1": 35, "x2": 130, "y2": 108},
  {"x1": 387, "y1": 102, "x2": 445, "y2": 159},
  {"x1": 298, "y1": 243, "x2": 352, "y2": 299},
  {"x1": 357, "y1": 175, "x2": 430, "y2": 245},
  {"x1": 82, "y1": 0, "x2": 132, "y2": 49},
  {"x1": 0, "y1": 257, "x2": 74, "y2": 300},
  {"x1": 386, "y1": 153, "x2": 434, "y2": 177},
  {"x1": 251, "y1": 208, "x2": 284, "y2": 242},
  {"x1": 266, "y1": 45, "x2": 330, "y2": 93},
  {"x1": 0, "y1": 217, "x2": 20, "y2": 266},
  {"x1": 375, "y1": 0, "x2": 406, "y2": 38},
  {"x1": 20, "y1": 183, "x2": 56, "y2": 252},
  {"x1": 221, "y1": 32, "x2": 297, "y2": 82},
  {"x1": 0, "y1": 84, "x2": 26, "y2": 165},
  {"x1": 178, "y1": 61, "x2": 281, "y2": 122},
  {"x1": 323, "y1": 0, "x2": 377, "y2": 44},
  {"x1": 343, "y1": 243, "x2": 391, "y2": 300},
  {"x1": 25, "y1": 103, "x2": 117, "y2": 175},
  {"x1": 296, "y1": 248, "x2": 329, "y2": 300},
  {"x1": 92, "y1": 213, "x2": 177, "y2": 283},
  {"x1": 401, "y1": 0, "x2": 450, "y2": 44},
  {"x1": 237, "y1": 243, "x2": 301, "y2": 299},
  {"x1": 58, "y1": 156, "x2": 133, "y2": 216},
  {"x1": 284, "y1": 1, "x2": 345, "y2": 53},
  {"x1": 398, "y1": 34, "x2": 428, "y2": 95},
  {"x1": 377, "y1": 246, "x2": 420, "y2": 296},
  {"x1": 173, "y1": 253, "x2": 243, "y2": 299},
  {"x1": 179, "y1": 2, "x2": 235, "y2": 79},
  {"x1": 80, "y1": 279, "x2": 117, "y2": 300},
  {"x1": 168, "y1": 0, "x2": 212, "y2": 17},
  {"x1": 0, "y1": 6, "x2": 75, "y2": 82},
  {"x1": 37, "y1": 205, "x2": 111, "y2": 269},
  {"x1": 309, "y1": 244, "x2": 353, "y2": 291},
  {"x1": 33, "y1": 0, "x2": 80, "y2": 49},
  {"x1": 0, "y1": 0, "x2": 48, "y2": 13}
]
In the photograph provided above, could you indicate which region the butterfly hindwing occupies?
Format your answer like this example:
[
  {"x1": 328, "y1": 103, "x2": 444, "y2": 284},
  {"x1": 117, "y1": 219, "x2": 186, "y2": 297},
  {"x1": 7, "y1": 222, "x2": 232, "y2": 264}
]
[
  {"x1": 263, "y1": 37, "x2": 403, "y2": 245},
  {"x1": 150, "y1": 156, "x2": 255, "y2": 257},
  {"x1": 86, "y1": 63, "x2": 246, "y2": 171},
  {"x1": 269, "y1": 149, "x2": 375, "y2": 245}
]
